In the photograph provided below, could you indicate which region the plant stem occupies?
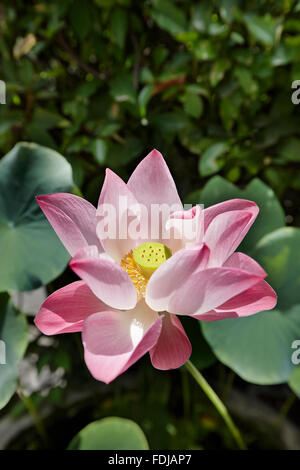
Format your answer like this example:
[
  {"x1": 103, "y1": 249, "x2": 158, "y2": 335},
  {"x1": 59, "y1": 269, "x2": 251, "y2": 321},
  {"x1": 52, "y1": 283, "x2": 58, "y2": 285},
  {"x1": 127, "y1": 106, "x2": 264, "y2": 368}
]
[
  {"x1": 276, "y1": 392, "x2": 296, "y2": 430},
  {"x1": 185, "y1": 360, "x2": 247, "y2": 450},
  {"x1": 18, "y1": 389, "x2": 49, "y2": 447},
  {"x1": 222, "y1": 369, "x2": 236, "y2": 402}
]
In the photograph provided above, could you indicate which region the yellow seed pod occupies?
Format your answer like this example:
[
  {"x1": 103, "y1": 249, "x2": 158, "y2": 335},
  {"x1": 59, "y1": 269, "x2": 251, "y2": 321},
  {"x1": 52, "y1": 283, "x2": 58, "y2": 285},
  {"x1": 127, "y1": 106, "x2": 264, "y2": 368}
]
[{"x1": 133, "y1": 242, "x2": 172, "y2": 279}]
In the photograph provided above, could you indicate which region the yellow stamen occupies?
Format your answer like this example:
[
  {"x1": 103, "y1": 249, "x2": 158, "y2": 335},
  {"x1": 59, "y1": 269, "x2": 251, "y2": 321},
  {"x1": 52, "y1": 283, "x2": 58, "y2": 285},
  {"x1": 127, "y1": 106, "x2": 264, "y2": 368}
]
[{"x1": 121, "y1": 250, "x2": 147, "y2": 298}]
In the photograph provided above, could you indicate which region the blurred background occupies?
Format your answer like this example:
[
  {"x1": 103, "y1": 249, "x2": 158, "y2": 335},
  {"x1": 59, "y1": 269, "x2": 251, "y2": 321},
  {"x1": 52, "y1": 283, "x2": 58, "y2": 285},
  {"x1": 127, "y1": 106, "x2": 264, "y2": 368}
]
[{"x1": 0, "y1": 0, "x2": 300, "y2": 450}]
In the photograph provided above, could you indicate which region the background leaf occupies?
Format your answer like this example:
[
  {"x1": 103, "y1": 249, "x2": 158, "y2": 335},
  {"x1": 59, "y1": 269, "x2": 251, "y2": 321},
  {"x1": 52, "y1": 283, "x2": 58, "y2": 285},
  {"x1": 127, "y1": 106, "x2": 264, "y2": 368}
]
[
  {"x1": 150, "y1": 0, "x2": 188, "y2": 36},
  {"x1": 0, "y1": 293, "x2": 28, "y2": 409},
  {"x1": 289, "y1": 366, "x2": 300, "y2": 398},
  {"x1": 110, "y1": 8, "x2": 128, "y2": 49},
  {"x1": 251, "y1": 227, "x2": 300, "y2": 311},
  {"x1": 68, "y1": 417, "x2": 149, "y2": 450},
  {"x1": 0, "y1": 142, "x2": 74, "y2": 291},
  {"x1": 198, "y1": 142, "x2": 228, "y2": 177},
  {"x1": 202, "y1": 306, "x2": 300, "y2": 385},
  {"x1": 184, "y1": 91, "x2": 203, "y2": 119},
  {"x1": 69, "y1": 0, "x2": 92, "y2": 40},
  {"x1": 243, "y1": 14, "x2": 277, "y2": 46}
]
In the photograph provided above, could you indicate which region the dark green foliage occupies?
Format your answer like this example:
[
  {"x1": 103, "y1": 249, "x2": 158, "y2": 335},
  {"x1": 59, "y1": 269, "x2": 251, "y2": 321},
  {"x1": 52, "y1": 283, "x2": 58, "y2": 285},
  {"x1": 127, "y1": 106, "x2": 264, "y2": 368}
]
[{"x1": 0, "y1": 0, "x2": 299, "y2": 216}]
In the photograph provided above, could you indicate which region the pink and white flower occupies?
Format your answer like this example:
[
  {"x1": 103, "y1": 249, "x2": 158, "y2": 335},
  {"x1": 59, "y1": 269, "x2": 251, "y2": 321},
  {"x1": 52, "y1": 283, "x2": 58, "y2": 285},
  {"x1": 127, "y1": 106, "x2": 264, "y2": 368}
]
[{"x1": 35, "y1": 150, "x2": 277, "y2": 383}]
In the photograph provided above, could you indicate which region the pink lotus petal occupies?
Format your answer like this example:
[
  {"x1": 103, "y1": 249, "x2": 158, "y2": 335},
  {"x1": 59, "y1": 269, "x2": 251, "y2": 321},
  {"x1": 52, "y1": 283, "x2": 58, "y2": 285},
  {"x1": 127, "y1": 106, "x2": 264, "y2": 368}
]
[
  {"x1": 97, "y1": 169, "x2": 141, "y2": 262},
  {"x1": 34, "y1": 281, "x2": 108, "y2": 335},
  {"x1": 166, "y1": 205, "x2": 204, "y2": 251},
  {"x1": 146, "y1": 243, "x2": 210, "y2": 312},
  {"x1": 193, "y1": 310, "x2": 239, "y2": 321},
  {"x1": 168, "y1": 267, "x2": 263, "y2": 317},
  {"x1": 217, "y1": 280, "x2": 277, "y2": 316},
  {"x1": 82, "y1": 301, "x2": 163, "y2": 383},
  {"x1": 204, "y1": 210, "x2": 254, "y2": 267},
  {"x1": 223, "y1": 252, "x2": 266, "y2": 277},
  {"x1": 203, "y1": 198, "x2": 259, "y2": 233},
  {"x1": 195, "y1": 280, "x2": 277, "y2": 320},
  {"x1": 36, "y1": 193, "x2": 102, "y2": 256},
  {"x1": 69, "y1": 246, "x2": 137, "y2": 310},
  {"x1": 150, "y1": 314, "x2": 191, "y2": 370},
  {"x1": 127, "y1": 149, "x2": 183, "y2": 213}
]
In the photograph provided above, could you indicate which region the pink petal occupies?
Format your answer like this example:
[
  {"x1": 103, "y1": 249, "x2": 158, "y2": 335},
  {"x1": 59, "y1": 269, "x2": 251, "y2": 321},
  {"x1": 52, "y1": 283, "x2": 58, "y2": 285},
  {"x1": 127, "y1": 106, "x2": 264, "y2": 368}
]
[
  {"x1": 82, "y1": 301, "x2": 163, "y2": 383},
  {"x1": 195, "y1": 280, "x2": 277, "y2": 320},
  {"x1": 217, "y1": 280, "x2": 277, "y2": 316},
  {"x1": 203, "y1": 198, "x2": 259, "y2": 232},
  {"x1": 36, "y1": 193, "x2": 102, "y2": 256},
  {"x1": 146, "y1": 243, "x2": 210, "y2": 312},
  {"x1": 168, "y1": 267, "x2": 264, "y2": 317},
  {"x1": 150, "y1": 314, "x2": 191, "y2": 370},
  {"x1": 97, "y1": 169, "x2": 140, "y2": 262},
  {"x1": 223, "y1": 252, "x2": 266, "y2": 277},
  {"x1": 204, "y1": 210, "x2": 254, "y2": 267},
  {"x1": 193, "y1": 310, "x2": 239, "y2": 321},
  {"x1": 127, "y1": 149, "x2": 183, "y2": 213},
  {"x1": 166, "y1": 205, "x2": 204, "y2": 251},
  {"x1": 34, "y1": 281, "x2": 108, "y2": 335},
  {"x1": 69, "y1": 246, "x2": 137, "y2": 310}
]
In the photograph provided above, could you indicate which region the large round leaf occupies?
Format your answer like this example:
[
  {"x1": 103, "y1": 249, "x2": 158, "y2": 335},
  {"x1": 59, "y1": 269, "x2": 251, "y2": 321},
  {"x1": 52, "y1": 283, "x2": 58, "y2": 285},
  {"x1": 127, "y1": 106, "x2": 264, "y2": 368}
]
[
  {"x1": 0, "y1": 142, "x2": 74, "y2": 291},
  {"x1": 201, "y1": 227, "x2": 300, "y2": 385},
  {"x1": 202, "y1": 306, "x2": 300, "y2": 385},
  {"x1": 0, "y1": 293, "x2": 28, "y2": 409},
  {"x1": 250, "y1": 227, "x2": 300, "y2": 311},
  {"x1": 195, "y1": 176, "x2": 285, "y2": 252},
  {"x1": 289, "y1": 367, "x2": 300, "y2": 398},
  {"x1": 68, "y1": 417, "x2": 149, "y2": 450}
]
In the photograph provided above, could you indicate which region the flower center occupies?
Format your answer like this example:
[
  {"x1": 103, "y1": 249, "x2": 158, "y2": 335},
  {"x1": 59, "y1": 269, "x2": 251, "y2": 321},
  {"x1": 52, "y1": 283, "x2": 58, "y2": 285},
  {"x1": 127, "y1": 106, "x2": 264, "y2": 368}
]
[
  {"x1": 133, "y1": 242, "x2": 172, "y2": 279},
  {"x1": 121, "y1": 242, "x2": 172, "y2": 298}
]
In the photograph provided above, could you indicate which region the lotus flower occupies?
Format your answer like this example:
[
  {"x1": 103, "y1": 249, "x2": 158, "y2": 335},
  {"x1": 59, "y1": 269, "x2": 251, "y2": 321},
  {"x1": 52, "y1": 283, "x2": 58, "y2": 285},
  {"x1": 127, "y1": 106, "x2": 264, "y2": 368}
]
[{"x1": 35, "y1": 150, "x2": 277, "y2": 383}]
